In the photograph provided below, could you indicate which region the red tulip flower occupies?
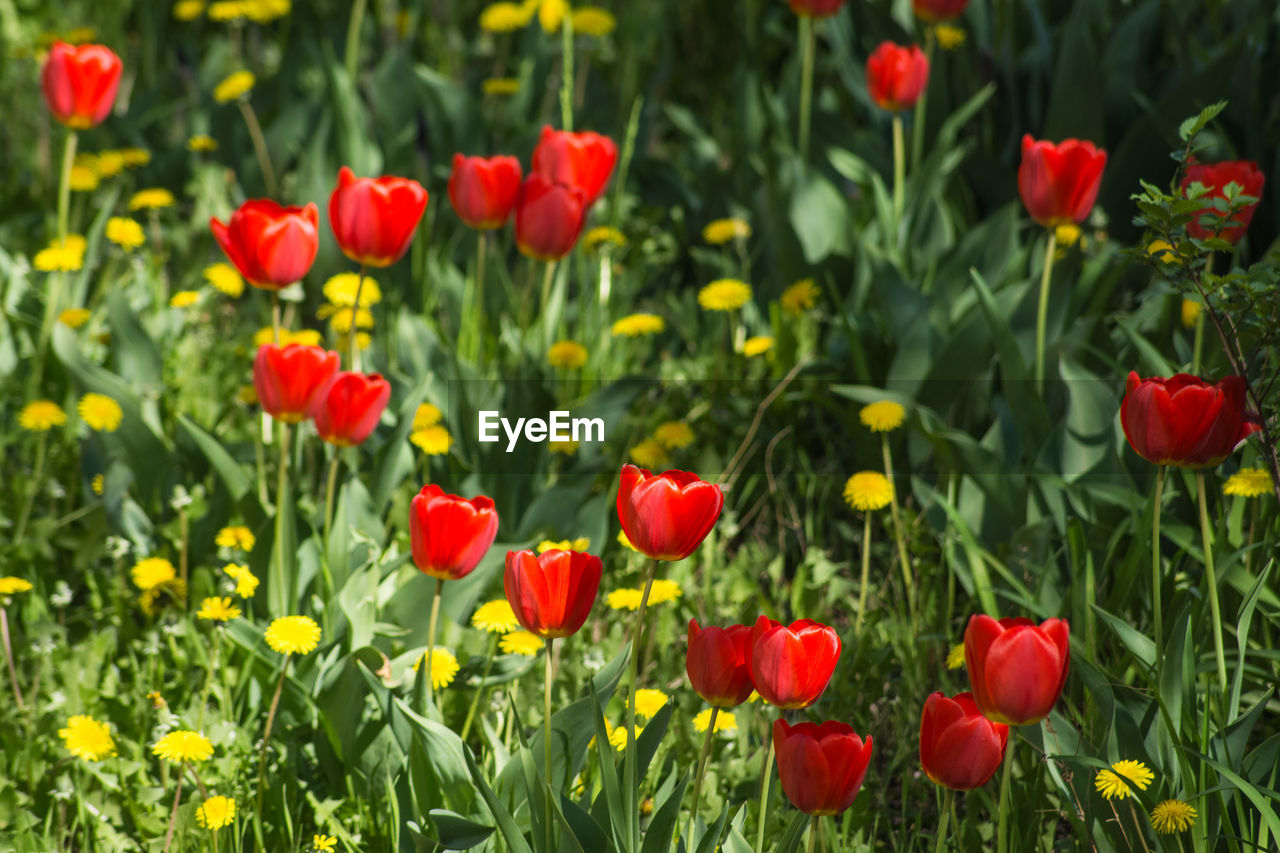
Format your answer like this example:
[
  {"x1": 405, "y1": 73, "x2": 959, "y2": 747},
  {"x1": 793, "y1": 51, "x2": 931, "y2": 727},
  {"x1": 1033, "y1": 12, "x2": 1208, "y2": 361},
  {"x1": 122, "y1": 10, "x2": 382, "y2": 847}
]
[
  {"x1": 913, "y1": 0, "x2": 970, "y2": 21},
  {"x1": 42, "y1": 42, "x2": 123, "y2": 129},
  {"x1": 252, "y1": 344, "x2": 340, "y2": 424},
  {"x1": 615, "y1": 464, "x2": 724, "y2": 561},
  {"x1": 448, "y1": 154, "x2": 522, "y2": 230},
  {"x1": 210, "y1": 200, "x2": 320, "y2": 290},
  {"x1": 787, "y1": 0, "x2": 848, "y2": 18},
  {"x1": 686, "y1": 620, "x2": 755, "y2": 708},
  {"x1": 964, "y1": 615, "x2": 1069, "y2": 726},
  {"x1": 1181, "y1": 160, "x2": 1266, "y2": 244},
  {"x1": 773, "y1": 719, "x2": 873, "y2": 816},
  {"x1": 1121, "y1": 372, "x2": 1258, "y2": 469},
  {"x1": 919, "y1": 691, "x2": 1009, "y2": 790},
  {"x1": 531, "y1": 126, "x2": 618, "y2": 206},
  {"x1": 1018, "y1": 135, "x2": 1107, "y2": 228},
  {"x1": 514, "y1": 174, "x2": 587, "y2": 262},
  {"x1": 750, "y1": 615, "x2": 841, "y2": 709},
  {"x1": 865, "y1": 42, "x2": 930, "y2": 112},
  {"x1": 313, "y1": 371, "x2": 391, "y2": 447},
  {"x1": 328, "y1": 166, "x2": 428, "y2": 268},
  {"x1": 409, "y1": 485, "x2": 500, "y2": 581},
  {"x1": 504, "y1": 549, "x2": 602, "y2": 639}
]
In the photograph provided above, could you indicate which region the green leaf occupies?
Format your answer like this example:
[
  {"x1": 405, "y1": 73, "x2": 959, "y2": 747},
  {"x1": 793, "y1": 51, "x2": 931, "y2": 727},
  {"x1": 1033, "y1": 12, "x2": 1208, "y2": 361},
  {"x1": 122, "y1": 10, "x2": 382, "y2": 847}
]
[
  {"x1": 1178, "y1": 100, "x2": 1228, "y2": 141},
  {"x1": 464, "y1": 746, "x2": 534, "y2": 853},
  {"x1": 640, "y1": 771, "x2": 687, "y2": 853},
  {"x1": 176, "y1": 413, "x2": 251, "y2": 502},
  {"x1": 1092, "y1": 603, "x2": 1156, "y2": 668},
  {"x1": 427, "y1": 808, "x2": 494, "y2": 850},
  {"x1": 789, "y1": 165, "x2": 851, "y2": 264}
]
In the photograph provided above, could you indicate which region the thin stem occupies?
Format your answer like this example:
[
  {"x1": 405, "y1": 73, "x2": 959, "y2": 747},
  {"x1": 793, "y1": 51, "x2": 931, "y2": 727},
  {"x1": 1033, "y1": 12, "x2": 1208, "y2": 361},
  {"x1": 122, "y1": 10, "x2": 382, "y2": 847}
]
[
  {"x1": 910, "y1": 29, "x2": 935, "y2": 171},
  {"x1": 798, "y1": 16, "x2": 815, "y2": 159},
  {"x1": 1, "y1": 607, "x2": 25, "y2": 710},
  {"x1": 1191, "y1": 313, "x2": 1204, "y2": 375},
  {"x1": 686, "y1": 706, "x2": 719, "y2": 844},
  {"x1": 178, "y1": 505, "x2": 190, "y2": 590},
  {"x1": 197, "y1": 629, "x2": 222, "y2": 730},
  {"x1": 162, "y1": 766, "x2": 185, "y2": 853},
  {"x1": 323, "y1": 455, "x2": 340, "y2": 550},
  {"x1": 855, "y1": 510, "x2": 873, "y2": 633},
  {"x1": 274, "y1": 422, "x2": 292, "y2": 609},
  {"x1": 425, "y1": 577, "x2": 444, "y2": 711},
  {"x1": 271, "y1": 292, "x2": 281, "y2": 346},
  {"x1": 997, "y1": 734, "x2": 1015, "y2": 853},
  {"x1": 559, "y1": 12, "x2": 574, "y2": 131},
  {"x1": 1195, "y1": 472, "x2": 1228, "y2": 697},
  {"x1": 14, "y1": 431, "x2": 48, "y2": 544},
  {"x1": 237, "y1": 100, "x2": 277, "y2": 196},
  {"x1": 806, "y1": 815, "x2": 818, "y2": 853},
  {"x1": 1127, "y1": 799, "x2": 1152, "y2": 853},
  {"x1": 467, "y1": 231, "x2": 488, "y2": 363},
  {"x1": 544, "y1": 637, "x2": 556, "y2": 853},
  {"x1": 1034, "y1": 230, "x2": 1059, "y2": 395},
  {"x1": 349, "y1": 265, "x2": 367, "y2": 370},
  {"x1": 624, "y1": 560, "x2": 660, "y2": 851},
  {"x1": 255, "y1": 654, "x2": 291, "y2": 814},
  {"x1": 540, "y1": 261, "x2": 557, "y2": 314},
  {"x1": 882, "y1": 435, "x2": 916, "y2": 626},
  {"x1": 1152, "y1": 467, "x2": 1165, "y2": 670},
  {"x1": 460, "y1": 634, "x2": 499, "y2": 741},
  {"x1": 756, "y1": 736, "x2": 776, "y2": 853},
  {"x1": 343, "y1": 0, "x2": 369, "y2": 80},
  {"x1": 57, "y1": 130, "x2": 77, "y2": 244},
  {"x1": 892, "y1": 114, "x2": 906, "y2": 235},
  {"x1": 934, "y1": 788, "x2": 954, "y2": 853}
]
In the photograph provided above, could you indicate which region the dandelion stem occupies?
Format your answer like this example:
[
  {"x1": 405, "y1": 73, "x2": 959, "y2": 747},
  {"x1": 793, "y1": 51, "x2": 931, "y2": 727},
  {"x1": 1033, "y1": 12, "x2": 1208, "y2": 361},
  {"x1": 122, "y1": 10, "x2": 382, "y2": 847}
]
[
  {"x1": 162, "y1": 763, "x2": 185, "y2": 853},
  {"x1": 1152, "y1": 466, "x2": 1165, "y2": 670},
  {"x1": 935, "y1": 788, "x2": 954, "y2": 853},
  {"x1": 624, "y1": 560, "x2": 659, "y2": 851},
  {"x1": 685, "y1": 706, "x2": 719, "y2": 845},
  {"x1": 197, "y1": 628, "x2": 221, "y2": 730},
  {"x1": 756, "y1": 736, "x2": 776, "y2": 853},
  {"x1": 1034, "y1": 230, "x2": 1058, "y2": 395},
  {"x1": 0, "y1": 606, "x2": 24, "y2": 711},
  {"x1": 798, "y1": 16, "x2": 815, "y2": 160},
  {"x1": 892, "y1": 114, "x2": 906, "y2": 237},
  {"x1": 255, "y1": 654, "x2": 291, "y2": 814},
  {"x1": 425, "y1": 577, "x2": 444, "y2": 712},
  {"x1": 1127, "y1": 799, "x2": 1151, "y2": 853},
  {"x1": 882, "y1": 435, "x2": 916, "y2": 626},
  {"x1": 1195, "y1": 472, "x2": 1228, "y2": 697},
  {"x1": 349, "y1": 265, "x2": 367, "y2": 370},
  {"x1": 997, "y1": 734, "x2": 1015, "y2": 853},
  {"x1": 14, "y1": 431, "x2": 48, "y2": 544},
  {"x1": 855, "y1": 510, "x2": 873, "y2": 634},
  {"x1": 238, "y1": 100, "x2": 277, "y2": 197},
  {"x1": 460, "y1": 633, "x2": 499, "y2": 741},
  {"x1": 343, "y1": 0, "x2": 369, "y2": 81},
  {"x1": 544, "y1": 637, "x2": 556, "y2": 853}
]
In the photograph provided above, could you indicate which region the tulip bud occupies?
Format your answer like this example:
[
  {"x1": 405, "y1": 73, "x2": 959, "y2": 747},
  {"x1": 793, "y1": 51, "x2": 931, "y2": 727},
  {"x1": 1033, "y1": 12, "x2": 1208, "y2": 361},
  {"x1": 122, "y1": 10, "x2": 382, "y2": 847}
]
[
  {"x1": 1180, "y1": 160, "x2": 1265, "y2": 245},
  {"x1": 1018, "y1": 135, "x2": 1107, "y2": 228},
  {"x1": 409, "y1": 485, "x2": 499, "y2": 581},
  {"x1": 313, "y1": 371, "x2": 391, "y2": 447},
  {"x1": 615, "y1": 464, "x2": 724, "y2": 562},
  {"x1": 328, "y1": 166, "x2": 428, "y2": 268},
  {"x1": 530, "y1": 126, "x2": 618, "y2": 206},
  {"x1": 749, "y1": 615, "x2": 841, "y2": 709},
  {"x1": 686, "y1": 620, "x2": 755, "y2": 708},
  {"x1": 963, "y1": 615, "x2": 1069, "y2": 726},
  {"x1": 514, "y1": 174, "x2": 588, "y2": 262},
  {"x1": 865, "y1": 42, "x2": 930, "y2": 112},
  {"x1": 919, "y1": 691, "x2": 1009, "y2": 790},
  {"x1": 773, "y1": 719, "x2": 873, "y2": 816},
  {"x1": 448, "y1": 154, "x2": 523, "y2": 230},
  {"x1": 211, "y1": 200, "x2": 320, "y2": 290},
  {"x1": 504, "y1": 549, "x2": 602, "y2": 639},
  {"x1": 252, "y1": 344, "x2": 340, "y2": 424},
  {"x1": 42, "y1": 42, "x2": 123, "y2": 129}
]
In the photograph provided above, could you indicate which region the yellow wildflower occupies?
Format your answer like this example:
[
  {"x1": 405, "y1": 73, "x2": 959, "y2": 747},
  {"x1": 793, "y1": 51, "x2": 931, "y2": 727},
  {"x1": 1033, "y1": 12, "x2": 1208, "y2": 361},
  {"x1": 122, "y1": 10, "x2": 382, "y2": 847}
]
[
  {"x1": 538, "y1": 0, "x2": 568, "y2": 32},
  {"x1": 702, "y1": 218, "x2": 751, "y2": 245},
  {"x1": 224, "y1": 563, "x2": 260, "y2": 598},
  {"x1": 1054, "y1": 223, "x2": 1082, "y2": 248},
  {"x1": 843, "y1": 472, "x2": 893, "y2": 512},
  {"x1": 412, "y1": 648, "x2": 460, "y2": 689},
  {"x1": 129, "y1": 188, "x2": 175, "y2": 210},
  {"x1": 78, "y1": 393, "x2": 123, "y2": 432},
  {"x1": 1095, "y1": 760, "x2": 1155, "y2": 801},
  {"x1": 264, "y1": 615, "x2": 321, "y2": 655},
  {"x1": 605, "y1": 589, "x2": 643, "y2": 611},
  {"x1": 935, "y1": 24, "x2": 966, "y2": 51},
  {"x1": 170, "y1": 290, "x2": 201, "y2": 308},
  {"x1": 549, "y1": 440, "x2": 579, "y2": 454},
  {"x1": 1181, "y1": 298, "x2": 1201, "y2": 329},
  {"x1": 480, "y1": 2, "x2": 531, "y2": 32},
  {"x1": 106, "y1": 217, "x2": 145, "y2": 250},
  {"x1": 698, "y1": 279, "x2": 752, "y2": 311},
  {"x1": 410, "y1": 425, "x2": 453, "y2": 456},
  {"x1": 18, "y1": 400, "x2": 68, "y2": 431},
  {"x1": 216, "y1": 526, "x2": 256, "y2": 551},
  {"x1": 152, "y1": 730, "x2": 214, "y2": 763},
  {"x1": 131, "y1": 557, "x2": 176, "y2": 591},
  {"x1": 91, "y1": 474, "x2": 105, "y2": 495},
  {"x1": 945, "y1": 644, "x2": 965, "y2": 670},
  {"x1": 313, "y1": 836, "x2": 338, "y2": 852},
  {"x1": 187, "y1": 134, "x2": 218, "y2": 152},
  {"x1": 743, "y1": 336, "x2": 774, "y2": 357},
  {"x1": 59, "y1": 308, "x2": 91, "y2": 328},
  {"x1": 537, "y1": 538, "x2": 590, "y2": 553},
  {"x1": 583, "y1": 226, "x2": 626, "y2": 251},
  {"x1": 413, "y1": 403, "x2": 443, "y2": 430},
  {"x1": 860, "y1": 400, "x2": 905, "y2": 432},
  {"x1": 500, "y1": 630, "x2": 545, "y2": 656},
  {"x1": 1146, "y1": 239, "x2": 1180, "y2": 265},
  {"x1": 612, "y1": 313, "x2": 665, "y2": 337},
  {"x1": 653, "y1": 422, "x2": 693, "y2": 449},
  {"x1": 59, "y1": 715, "x2": 116, "y2": 761},
  {"x1": 648, "y1": 579, "x2": 682, "y2": 605},
  {"x1": 571, "y1": 7, "x2": 616, "y2": 37},
  {"x1": 472, "y1": 599, "x2": 520, "y2": 633},
  {"x1": 214, "y1": 71, "x2": 255, "y2": 103},
  {"x1": 196, "y1": 795, "x2": 236, "y2": 830},
  {"x1": 693, "y1": 707, "x2": 736, "y2": 733},
  {"x1": 252, "y1": 327, "x2": 323, "y2": 347},
  {"x1": 1150, "y1": 800, "x2": 1197, "y2": 834},
  {"x1": 548, "y1": 340, "x2": 588, "y2": 369},
  {"x1": 483, "y1": 77, "x2": 520, "y2": 96},
  {"x1": 1224, "y1": 468, "x2": 1271, "y2": 498},
  {"x1": 323, "y1": 272, "x2": 381, "y2": 307},
  {"x1": 69, "y1": 165, "x2": 100, "y2": 192},
  {"x1": 629, "y1": 438, "x2": 670, "y2": 469},
  {"x1": 34, "y1": 235, "x2": 86, "y2": 272},
  {"x1": 205, "y1": 262, "x2": 244, "y2": 297},
  {"x1": 0, "y1": 578, "x2": 34, "y2": 596},
  {"x1": 781, "y1": 279, "x2": 820, "y2": 314},
  {"x1": 174, "y1": 0, "x2": 206, "y2": 21},
  {"x1": 197, "y1": 597, "x2": 241, "y2": 622},
  {"x1": 634, "y1": 688, "x2": 668, "y2": 719}
]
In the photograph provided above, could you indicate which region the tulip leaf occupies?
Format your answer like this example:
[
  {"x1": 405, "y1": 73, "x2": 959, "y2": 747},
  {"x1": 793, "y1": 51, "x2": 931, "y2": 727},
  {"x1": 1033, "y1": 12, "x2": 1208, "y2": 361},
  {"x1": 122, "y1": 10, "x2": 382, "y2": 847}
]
[
  {"x1": 776, "y1": 812, "x2": 811, "y2": 853},
  {"x1": 176, "y1": 413, "x2": 251, "y2": 502},
  {"x1": 1091, "y1": 603, "x2": 1156, "y2": 669},
  {"x1": 640, "y1": 770, "x2": 687, "y2": 853},
  {"x1": 464, "y1": 745, "x2": 534, "y2": 853}
]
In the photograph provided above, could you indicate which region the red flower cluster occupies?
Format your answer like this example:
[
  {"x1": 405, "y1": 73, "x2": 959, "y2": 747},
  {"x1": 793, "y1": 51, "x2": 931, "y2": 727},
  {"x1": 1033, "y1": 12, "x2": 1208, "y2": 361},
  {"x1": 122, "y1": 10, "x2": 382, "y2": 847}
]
[
  {"x1": 1181, "y1": 160, "x2": 1266, "y2": 244},
  {"x1": 253, "y1": 344, "x2": 390, "y2": 447}
]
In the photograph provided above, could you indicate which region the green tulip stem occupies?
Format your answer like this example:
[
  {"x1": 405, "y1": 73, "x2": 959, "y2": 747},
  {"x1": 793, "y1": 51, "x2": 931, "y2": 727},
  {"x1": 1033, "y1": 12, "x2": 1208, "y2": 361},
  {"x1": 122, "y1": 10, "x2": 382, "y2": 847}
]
[
  {"x1": 996, "y1": 735, "x2": 1015, "y2": 853},
  {"x1": 544, "y1": 637, "x2": 555, "y2": 853},
  {"x1": 910, "y1": 29, "x2": 935, "y2": 171},
  {"x1": 1195, "y1": 472, "x2": 1228, "y2": 697},
  {"x1": 14, "y1": 431, "x2": 48, "y2": 545},
  {"x1": 882, "y1": 435, "x2": 916, "y2": 626},
  {"x1": 273, "y1": 421, "x2": 292, "y2": 607},
  {"x1": 57, "y1": 130, "x2": 77, "y2": 245},
  {"x1": 349, "y1": 265, "x2": 368, "y2": 371},
  {"x1": 560, "y1": 12, "x2": 574, "y2": 131},
  {"x1": 685, "y1": 706, "x2": 720, "y2": 844},
  {"x1": 271, "y1": 292, "x2": 282, "y2": 345},
  {"x1": 798, "y1": 16, "x2": 815, "y2": 160},
  {"x1": 237, "y1": 99, "x2": 277, "y2": 197},
  {"x1": 855, "y1": 510, "x2": 873, "y2": 634},
  {"x1": 460, "y1": 634, "x2": 499, "y2": 741},
  {"x1": 34, "y1": 130, "x2": 79, "y2": 394},
  {"x1": 425, "y1": 577, "x2": 444, "y2": 711},
  {"x1": 892, "y1": 114, "x2": 906, "y2": 235},
  {"x1": 806, "y1": 814, "x2": 819, "y2": 853},
  {"x1": 756, "y1": 735, "x2": 776, "y2": 853},
  {"x1": 1152, "y1": 466, "x2": 1165, "y2": 670},
  {"x1": 1034, "y1": 230, "x2": 1058, "y2": 395},
  {"x1": 323, "y1": 454, "x2": 340, "y2": 551},
  {"x1": 541, "y1": 261, "x2": 557, "y2": 315},
  {"x1": 625, "y1": 559, "x2": 660, "y2": 851},
  {"x1": 467, "y1": 231, "x2": 488, "y2": 363},
  {"x1": 934, "y1": 788, "x2": 954, "y2": 853}
]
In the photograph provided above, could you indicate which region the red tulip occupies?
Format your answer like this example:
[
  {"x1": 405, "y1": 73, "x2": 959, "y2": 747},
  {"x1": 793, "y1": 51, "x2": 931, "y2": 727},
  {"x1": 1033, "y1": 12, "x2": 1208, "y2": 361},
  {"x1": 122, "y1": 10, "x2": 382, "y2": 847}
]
[
  {"x1": 448, "y1": 154, "x2": 522, "y2": 230},
  {"x1": 514, "y1": 174, "x2": 587, "y2": 262},
  {"x1": 964, "y1": 615, "x2": 1069, "y2": 726},
  {"x1": 328, "y1": 166, "x2": 428, "y2": 268},
  {"x1": 1180, "y1": 160, "x2": 1266, "y2": 244},
  {"x1": 686, "y1": 620, "x2": 755, "y2": 708},
  {"x1": 410, "y1": 485, "x2": 499, "y2": 581},
  {"x1": 313, "y1": 371, "x2": 391, "y2": 447},
  {"x1": 503, "y1": 549, "x2": 602, "y2": 639},
  {"x1": 919, "y1": 691, "x2": 1009, "y2": 790},
  {"x1": 865, "y1": 42, "x2": 930, "y2": 112},
  {"x1": 531, "y1": 126, "x2": 618, "y2": 206},
  {"x1": 252, "y1": 344, "x2": 340, "y2": 424},
  {"x1": 913, "y1": 0, "x2": 970, "y2": 21},
  {"x1": 773, "y1": 719, "x2": 873, "y2": 816},
  {"x1": 42, "y1": 42, "x2": 122, "y2": 129},
  {"x1": 615, "y1": 464, "x2": 724, "y2": 562},
  {"x1": 1121, "y1": 372, "x2": 1259, "y2": 469},
  {"x1": 749, "y1": 615, "x2": 841, "y2": 709},
  {"x1": 1018, "y1": 135, "x2": 1107, "y2": 228},
  {"x1": 787, "y1": 0, "x2": 847, "y2": 18},
  {"x1": 210, "y1": 200, "x2": 320, "y2": 290}
]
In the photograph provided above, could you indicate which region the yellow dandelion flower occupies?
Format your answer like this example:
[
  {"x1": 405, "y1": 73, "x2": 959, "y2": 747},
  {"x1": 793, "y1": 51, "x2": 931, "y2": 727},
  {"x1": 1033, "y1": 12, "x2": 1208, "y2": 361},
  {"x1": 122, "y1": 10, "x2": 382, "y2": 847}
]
[
  {"x1": 317, "y1": 305, "x2": 374, "y2": 334},
  {"x1": 648, "y1": 579, "x2": 682, "y2": 605},
  {"x1": 187, "y1": 134, "x2": 218, "y2": 152},
  {"x1": 630, "y1": 438, "x2": 670, "y2": 469},
  {"x1": 654, "y1": 421, "x2": 694, "y2": 450},
  {"x1": 78, "y1": 393, "x2": 123, "y2": 432},
  {"x1": 1150, "y1": 800, "x2": 1197, "y2": 834},
  {"x1": 634, "y1": 688, "x2": 668, "y2": 719},
  {"x1": 945, "y1": 643, "x2": 965, "y2": 670},
  {"x1": 244, "y1": 0, "x2": 291, "y2": 24},
  {"x1": 860, "y1": 400, "x2": 906, "y2": 432},
  {"x1": 702, "y1": 218, "x2": 751, "y2": 245},
  {"x1": 0, "y1": 577, "x2": 34, "y2": 595},
  {"x1": 538, "y1": 0, "x2": 568, "y2": 32},
  {"x1": 214, "y1": 70, "x2": 255, "y2": 103},
  {"x1": 338, "y1": 330, "x2": 373, "y2": 352},
  {"x1": 64, "y1": 27, "x2": 98, "y2": 43},
  {"x1": 197, "y1": 795, "x2": 236, "y2": 830},
  {"x1": 129, "y1": 188, "x2": 175, "y2": 210},
  {"x1": 170, "y1": 290, "x2": 201, "y2": 309},
  {"x1": 537, "y1": 538, "x2": 590, "y2": 554},
  {"x1": 606, "y1": 588, "x2": 644, "y2": 611},
  {"x1": 132, "y1": 557, "x2": 176, "y2": 591},
  {"x1": 1181, "y1": 298, "x2": 1202, "y2": 329},
  {"x1": 59, "y1": 715, "x2": 115, "y2": 761},
  {"x1": 207, "y1": 0, "x2": 249, "y2": 21},
  {"x1": 1224, "y1": 468, "x2": 1271, "y2": 498},
  {"x1": 781, "y1": 279, "x2": 819, "y2": 314},
  {"x1": 34, "y1": 235, "x2": 86, "y2": 272},
  {"x1": 612, "y1": 313, "x2": 666, "y2": 337},
  {"x1": 152, "y1": 730, "x2": 214, "y2": 763},
  {"x1": 265, "y1": 615, "x2": 321, "y2": 655},
  {"x1": 617, "y1": 530, "x2": 637, "y2": 552},
  {"x1": 147, "y1": 691, "x2": 166, "y2": 708},
  {"x1": 216, "y1": 526, "x2": 256, "y2": 551},
  {"x1": 693, "y1": 707, "x2": 737, "y2": 733},
  {"x1": 323, "y1": 272, "x2": 382, "y2": 308},
  {"x1": 483, "y1": 77, "x2": 520, "y2": 96},
  {"x1": 118, "y1": 148, "x2": 151, "y2": 168},
  {"x1": 743, "y1": 336, "x2": 774, "y2": 357},
  {"x1": 106, "y1": 217, "x2": 145, "y2": 250},
  {"x1": 1055, "y1": 223, "x2": 1082, "y2": 248},
  {"x1": 500, "y1": 630, "x2": 545, "y2": 656},
  {"x1": 91, "y1": 473, "x2": 105, "y2": 495},
  {"x1": 480, "y1": 2, "x2": 531, "y2": 32},
  {"x1": 583, "y1": 226, "x2": 626, "y2": 251},
  {"x1": 197, "y1": 597, "x2": 241, "y2": 622},
  {"x1": 608, "y1": 723, "x2": 642, "y2": 751},
  {"x1": 1095, "y1": 760, "x2": 1155, "y2": 801},
  {"x1": 410, "y1": 425, "x2": 453, "y2": 456},
  {"x1": 224, "y1": 563, "x2": 260, "y2": 598},
  {"x1": 237, "y1": 385, "x2": 257, "y2": 405},
  {"x1": 252, "y1": 327, "x2": 323, "y2": 348},
  {"x1": 698, "y1": 279, "x2": 752, "y2": 312},
  {"x1": 205, "y1": 262, "x2": 244, "y2": 297},
  {"x1": 412, "y1": 648, "x2": 460, "y2": 689},
  {"x1": 19, "y1": 400, "x2": 68, "y2": 431},
  {"x1": 935, "y1": 24, "x2": 966, "y2": 51},
  {"x1": 95, "y1": 150, "x2": 126, "y2": 177},
  {"x1": 413, "y1": 403, "x2": 442, "y2": 430},
  {"x1": 548, "y1": 340, "x2": 589, "y2": 369},
  {"x1": 59, "y1": 308, "x2": 91, "y2": 328},
  {"x1": 472, "y1": 599, "x2": 520, "y2": 633},
  {"x1": 314, "y1": 836, "x2": 338, "y2": 852},
  {"x1": 139, "y1": 578, "x2": 188, "y2": 617},
  {"x1": 1146, "y1": 239, "x2": 1179, "y2": 265},
  {"x1": 843, "y1": 471, "x2": 894, "y2": 512},
  {"x1": 174, "y1": 0, "x2": 206, "y2": 21},
  {"x1": 69, "y1": 165, "x2": 100, "y2": 192},
  {"x1": 571, "y1": 7, "x2": 616, "y2": 37},
  {"x1": 551, "y1": 439, "x2": 580, "y2": 455}
]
